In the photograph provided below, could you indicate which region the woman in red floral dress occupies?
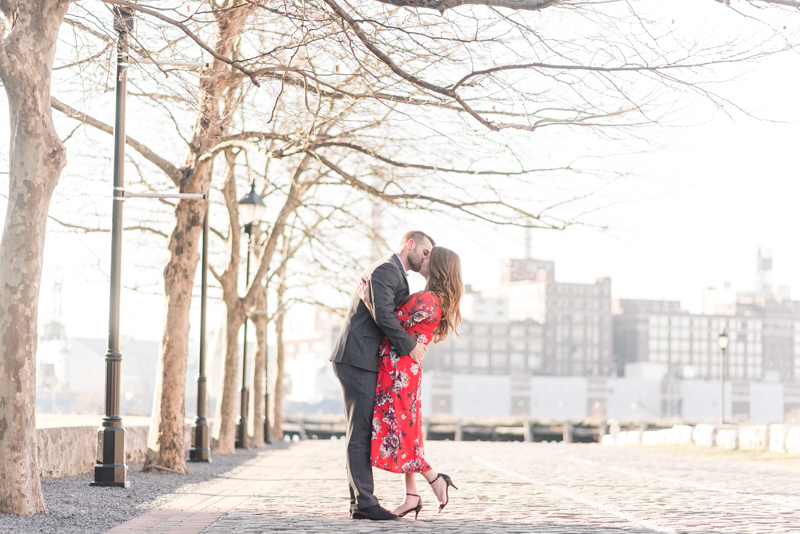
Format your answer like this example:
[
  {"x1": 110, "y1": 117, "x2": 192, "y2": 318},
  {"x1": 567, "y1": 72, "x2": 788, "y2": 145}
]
[{"x1": 368, "y1": 246, "x2": 463, "y2": 519}]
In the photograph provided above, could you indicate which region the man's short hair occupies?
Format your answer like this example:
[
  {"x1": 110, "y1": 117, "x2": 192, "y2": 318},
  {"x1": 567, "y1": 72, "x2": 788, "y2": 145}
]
[{"x1": 400, "y1": 230, "x2": 435, "y2": 248}]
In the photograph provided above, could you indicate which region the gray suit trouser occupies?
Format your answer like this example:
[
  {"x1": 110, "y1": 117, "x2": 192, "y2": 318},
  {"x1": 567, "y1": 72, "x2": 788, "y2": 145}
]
[{"x1": 332, "y1": 361, "x2": 379, "y2": 511}]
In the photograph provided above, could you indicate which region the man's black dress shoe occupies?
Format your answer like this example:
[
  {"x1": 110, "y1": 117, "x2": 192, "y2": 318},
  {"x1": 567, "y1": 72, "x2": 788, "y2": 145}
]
[{"x1": 350, "y1": 505, "x2": 399, "y2": 520}]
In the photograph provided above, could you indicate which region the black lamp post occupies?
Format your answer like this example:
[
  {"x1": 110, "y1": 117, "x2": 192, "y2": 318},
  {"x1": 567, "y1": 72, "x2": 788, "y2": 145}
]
[
  {"x1": 92, "y1": 6, "x2": 134, "y2": 488},
  {"x1": 236, "y1": 181, "x2": 266, "y2": 448},
  {"x1": 189, "y1": 207, "x2": 211, "y2": 462},
  {"x1": 718, "y1": 328, "x2": 729, "y2": 425},
  {"x1": 92, "y1": 8, "x2": 208, "y2": 479}
]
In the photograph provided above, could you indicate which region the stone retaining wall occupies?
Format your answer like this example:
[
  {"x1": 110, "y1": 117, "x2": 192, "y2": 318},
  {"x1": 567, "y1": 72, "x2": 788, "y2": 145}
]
[
  {"x1": 37, "y1": 424, "x2": 191, "y2": 478},
  {"x1": 602, "y1": 422, "x2": 800, "y2": 453}
]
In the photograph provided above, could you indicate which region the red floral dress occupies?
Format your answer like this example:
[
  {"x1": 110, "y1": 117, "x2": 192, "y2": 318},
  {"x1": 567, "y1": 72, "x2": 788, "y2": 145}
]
[{"x1": 371, "y1": 290, "x2": 440, "y2": 474}]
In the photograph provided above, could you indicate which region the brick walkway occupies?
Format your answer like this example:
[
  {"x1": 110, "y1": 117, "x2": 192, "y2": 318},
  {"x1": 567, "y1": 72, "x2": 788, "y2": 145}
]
[{"x1": 108, "y1": 440, "x2": 800, "y2": 533}]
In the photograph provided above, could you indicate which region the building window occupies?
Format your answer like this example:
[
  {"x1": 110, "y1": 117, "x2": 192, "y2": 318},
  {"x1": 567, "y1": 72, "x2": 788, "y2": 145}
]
[
  {"x1": 491, "y1": 353, "x2": 508, "y2": 369},
  {"x1": 491, "y1": 339, "x2": 508, "y2": 351},
  {"x1": 527, "y1": 354, "x2": 542, "y2": 370},
  {"x1": 473, "y1": 339, "x2": 489, "y2": 351},
  {"x1": 454, "y1": 352, "x2": 470, "y2": 368},
  {"x1": 510, "y1": 353, "x2": 525, "y2": 370},
  {"x1": 473, "y1": 352, "x2": 489, "y2": 368},
  {"x1": 528, "y1": 339, "x2": 543, "y2": 353}
]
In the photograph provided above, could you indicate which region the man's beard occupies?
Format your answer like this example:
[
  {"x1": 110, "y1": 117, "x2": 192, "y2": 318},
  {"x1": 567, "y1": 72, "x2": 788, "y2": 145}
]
[{"x1": 408, "y1": 249, "x2": 423, "y2": 272}]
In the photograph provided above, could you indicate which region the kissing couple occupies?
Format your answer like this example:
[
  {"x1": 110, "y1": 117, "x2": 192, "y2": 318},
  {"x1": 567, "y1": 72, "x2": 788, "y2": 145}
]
[{"x1": 330, "y1": 231, "x2": 463, "y2": 520}]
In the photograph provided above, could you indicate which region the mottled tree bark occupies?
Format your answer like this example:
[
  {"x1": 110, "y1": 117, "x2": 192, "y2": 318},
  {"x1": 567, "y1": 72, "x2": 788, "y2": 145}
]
[
  {"x1": 145, "y1": 193, "x2": 207, "y2": 473},
  {"x1": 0, "y1": 0, "x2": 71, "y2": 515}
]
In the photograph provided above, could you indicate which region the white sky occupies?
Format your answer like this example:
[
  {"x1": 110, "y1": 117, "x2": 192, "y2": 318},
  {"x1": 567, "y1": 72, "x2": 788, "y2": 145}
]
[{"x1": 1, "y1": 1, "x2": 799, "y2": 343}]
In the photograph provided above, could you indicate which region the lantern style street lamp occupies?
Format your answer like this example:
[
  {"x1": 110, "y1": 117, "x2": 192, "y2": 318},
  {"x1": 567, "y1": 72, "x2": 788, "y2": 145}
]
[
  {"x1": 236, "y1": 181, "x2": 266, "y2": 448},
  {"x1": 717, "y1": 328, "x2": 729, "y2": 425}
]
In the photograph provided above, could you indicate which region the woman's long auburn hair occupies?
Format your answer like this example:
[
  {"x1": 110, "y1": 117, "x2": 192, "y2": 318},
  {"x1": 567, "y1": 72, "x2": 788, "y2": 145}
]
[{"x1": 426, "y1": 247, "x2": 463, "y2": 344}]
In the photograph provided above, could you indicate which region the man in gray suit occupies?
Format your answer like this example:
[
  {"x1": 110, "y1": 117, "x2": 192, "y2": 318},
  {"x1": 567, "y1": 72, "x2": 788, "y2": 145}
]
[{"x1": 330, "y1": 230, "x2": 435, "y2": 520}]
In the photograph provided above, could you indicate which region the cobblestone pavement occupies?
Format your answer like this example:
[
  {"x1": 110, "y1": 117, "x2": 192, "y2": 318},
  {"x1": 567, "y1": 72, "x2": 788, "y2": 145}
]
[{"x1": 109, "y1": 440, "x2": 800, "y2": 533}]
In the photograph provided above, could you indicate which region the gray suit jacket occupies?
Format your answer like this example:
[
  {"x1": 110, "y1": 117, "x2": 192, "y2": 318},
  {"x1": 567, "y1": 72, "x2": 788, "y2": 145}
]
[{"x1": 330, "y1": 254, "x2": 418, "y2": 372}]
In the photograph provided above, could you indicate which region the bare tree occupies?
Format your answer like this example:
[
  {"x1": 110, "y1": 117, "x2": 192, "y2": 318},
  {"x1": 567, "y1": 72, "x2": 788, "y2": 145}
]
[
  {"x1": 0, "y1": 0, "x2": 72, "y2": 515},
  {"x1": 43, "y1": 0, "x2": 798, "y2": 473},
  {"x1": 52, "y1": 1, "x2": 260, "y2": 472}
]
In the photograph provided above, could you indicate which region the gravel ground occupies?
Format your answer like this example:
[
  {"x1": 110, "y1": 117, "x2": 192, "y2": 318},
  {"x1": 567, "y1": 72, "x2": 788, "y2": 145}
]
[{"x1": 0, "y1": 443, "x2": 288, "y2": 534}]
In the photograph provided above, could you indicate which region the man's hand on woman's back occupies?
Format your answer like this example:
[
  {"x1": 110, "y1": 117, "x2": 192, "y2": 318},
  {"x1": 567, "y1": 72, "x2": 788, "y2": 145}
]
[{"x1": 409, "y1": 342, "x2": 427, "y2": 363}]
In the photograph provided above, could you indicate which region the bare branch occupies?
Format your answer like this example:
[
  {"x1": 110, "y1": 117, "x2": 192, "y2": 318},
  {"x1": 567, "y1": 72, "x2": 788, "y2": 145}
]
[
  {"x1": 312, "y1": 152, "x2": 562, "y2": 229},
  {"x1": 101, "y1": 0, "x2": 262, "y2": 86},
  {"x1": 748, "y1": 0, "x2": 800, "y2": 7},
  {"x1": 51, "y1": 96, "x2": 182, "y2": 183},
  {"x1": 63, "y1": 16, "x2": 114, "y2": 44},
  {"x1": 371, "y1": 0, "x2": 561, "y2": 13},
  {"x1": 47, "y1": 214, "x2": 169, "y2": 238},
  {"x1": 322, "y1": 0, "x2": 454, "y2": 97}
]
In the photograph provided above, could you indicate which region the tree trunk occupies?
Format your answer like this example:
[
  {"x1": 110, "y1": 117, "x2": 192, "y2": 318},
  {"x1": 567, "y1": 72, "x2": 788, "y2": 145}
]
[
  {"x1": 271, "y1": 259, "x2": 287, "y2": 442},
  {"x1": 214, "y1": 292, "x2": 245, "y2": 453},
  {"x1": 211, "y1": 150, "x2": 244, "y2": 454},
  {"x1": 0, "y1": 0, "x2": 70, "y2": 514},
  {"x1": 144, "y1": 195, "x2": 207, "y2": 474},
  {"x1": 145, "y1": 4, "x2": 254, "y2": 470},
  {"x1": 251, "y1": 282, "x2": 268, "y2": 446},
  {"x1": 144, "y1": 100, "x2": 221, "y2": 472}
]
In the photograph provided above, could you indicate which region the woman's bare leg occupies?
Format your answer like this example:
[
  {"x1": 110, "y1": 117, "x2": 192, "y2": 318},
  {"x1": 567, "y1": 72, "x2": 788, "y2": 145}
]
[
  {"x1": 392, "y1": 473, "x2": 422, "y2": 515},
  {"x1": 405, "y1": 472, "x2": 419, "y2": 496},
  {"x1": 421, "y1": 467, "x2": 447, "y2": 506}
]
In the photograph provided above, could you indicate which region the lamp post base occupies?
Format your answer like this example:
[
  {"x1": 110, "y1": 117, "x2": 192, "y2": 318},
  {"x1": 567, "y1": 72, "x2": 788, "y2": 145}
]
[
  {"x1": 92, "y1": 425, "x2": 129, "y2": 486},
  {"x1": 90, "y1": 477, "x2": 130, "y2": 489},
  {"x1": 264, "y1": 393, "x2": 271, "y2": 444},
  {"x1": 235, "y1": 418, "x2": 250, "y2": 449},
  {"x1": 189, "y1": 419, "x2": 211, "y2": 462},
  {"x1": 236, "y1": 386, "x2": 250, "y2": 448}
]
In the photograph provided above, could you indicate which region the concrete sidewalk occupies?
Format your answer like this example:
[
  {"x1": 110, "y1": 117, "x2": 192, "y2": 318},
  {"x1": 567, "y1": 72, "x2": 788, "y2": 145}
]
[{"x1": 108, "y1": 439, "x2": 800, "y2": 533}]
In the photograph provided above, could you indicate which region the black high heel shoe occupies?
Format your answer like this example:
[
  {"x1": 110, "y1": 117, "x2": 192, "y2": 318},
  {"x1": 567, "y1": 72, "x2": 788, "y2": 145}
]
[
  {"x1": 397, "y1": 493, "x2": 423, "y2": 519},
  {"x1": 429, "y1": 473, "x2": 458, "y2": 513}
]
